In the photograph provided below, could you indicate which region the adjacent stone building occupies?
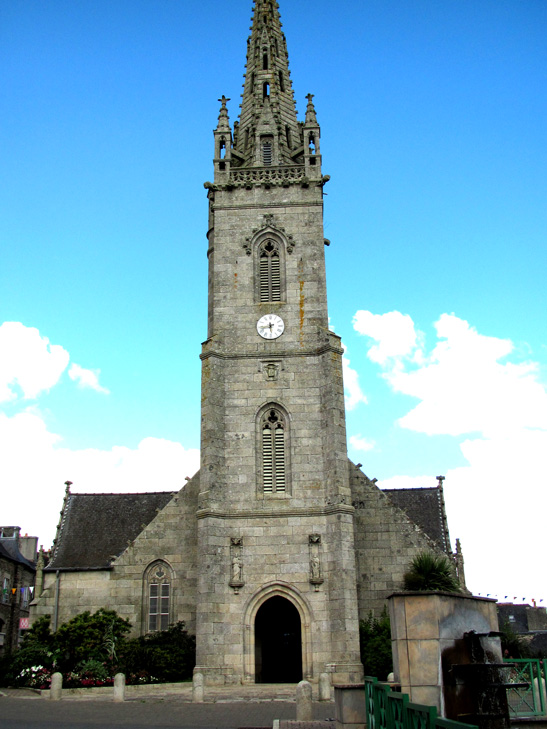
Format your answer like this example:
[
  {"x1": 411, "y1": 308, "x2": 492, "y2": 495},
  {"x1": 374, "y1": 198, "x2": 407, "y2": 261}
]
[
  {"x1": 0, "y1": 527, "x2": 37, "y2": 655},
  {"x1": 31, "y1": 0, "x2": 463, "y2": 685}
]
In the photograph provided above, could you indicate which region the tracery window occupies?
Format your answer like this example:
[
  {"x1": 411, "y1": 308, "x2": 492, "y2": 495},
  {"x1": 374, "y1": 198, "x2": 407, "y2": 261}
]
[
  {"x1": 143, "y1": 560, "x2": 173, "y2": 633},
  {"x1": 260, "y1": 407, "x2": 287, "y2": 494},
  {"x1": 258, "y1": 239, "x2": 281, "y2": 301}
]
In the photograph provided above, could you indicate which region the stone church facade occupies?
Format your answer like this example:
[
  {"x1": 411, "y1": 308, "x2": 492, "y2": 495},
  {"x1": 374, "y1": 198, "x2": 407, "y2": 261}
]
[{"x1": 31, "y1": 1, "x2": 463, "y2": 686}]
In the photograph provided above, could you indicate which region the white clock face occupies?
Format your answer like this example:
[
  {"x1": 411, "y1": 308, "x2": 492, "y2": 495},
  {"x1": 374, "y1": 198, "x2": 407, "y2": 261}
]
[{"x1": 257, "y1": 314, "x2": 284, "y2": 340}]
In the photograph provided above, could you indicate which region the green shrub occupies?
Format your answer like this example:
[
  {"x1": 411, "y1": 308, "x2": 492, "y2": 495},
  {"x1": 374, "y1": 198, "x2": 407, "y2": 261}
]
[
  {"x1": 2, "y1": 611, "x2": 195, "y2": 688},
  {"x1": 500, "y1": 621, "x2": 532, "y2": 659},
  {"x1": 1, "y1": 615, "x2": 55, "y2": 687},
  {"x1": 359, "y1": 608, "x2": 393, "y2": 680},
  {"x1": 53, "y1": 609, "x2": 131, "y2": 672},
  {"x1": 403, "y1": 552, "x2": 460, "y2": 593},
  {"x1": 119, "y1": 622, "x2": 196, "y2": 683}
]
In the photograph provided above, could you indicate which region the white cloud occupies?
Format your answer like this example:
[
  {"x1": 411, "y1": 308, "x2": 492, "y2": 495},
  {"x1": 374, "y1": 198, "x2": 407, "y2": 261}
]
[
  {"x1": 388, "y1": 314, "x2": 547, "y2": 438},
  {"x1": 69, "y1": 363, "x2": 110, "y2": 394},
  {"x1": 443, "y1": 429, "x2": 547, "y2": 600},
  {"x1": 353, "y1": 310, "x2": 418, "y2": 364},
  {"x1": 349, "y1": 434, "x2": 375, "y2": 452},
  {"x1": 379, "y1": 474, "x2": 434, "y2": 489},
  {"x1": 0, "y1": 322, "x2": 69, "y2": 402},
  {"x1": 0, "y1": 409, "x2": 200, "y2": 548},
  {"x1": 0, "y1": 322, "x2": 199, "y2": 548},
  {"x1": 343, "y1": 353, "x2": 368, "y2": 411},
  {"x1": 350, "y1": 309, "x2": 547, "y2": 601}
]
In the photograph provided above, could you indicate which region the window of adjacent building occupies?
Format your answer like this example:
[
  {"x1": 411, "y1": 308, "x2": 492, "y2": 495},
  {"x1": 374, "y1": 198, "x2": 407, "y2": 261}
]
[
  {"x1": 259, "y1": 239, "x2": 281, "y2": 301},
  {"x1": 263, "y1": 82, "x2": 270, "y2": 100},
  {"x1": 2, "y1": 577, "x2": 9, "y2": 604},
  {"x1": 261, "y1": 408, "x2": 286, "y2": 493}
]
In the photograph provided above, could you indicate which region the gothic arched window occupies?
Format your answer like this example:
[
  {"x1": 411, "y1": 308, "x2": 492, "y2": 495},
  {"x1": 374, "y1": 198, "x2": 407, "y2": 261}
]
[
  {"x1": 258, "y1": 238, "x2": 281, "y2": 301},
  {"x1": 259, "y1": 406, "x2": 290, "y2": 494},
  {"x1": 143, "y1": 560, "x2": 173, "y2": 633}
]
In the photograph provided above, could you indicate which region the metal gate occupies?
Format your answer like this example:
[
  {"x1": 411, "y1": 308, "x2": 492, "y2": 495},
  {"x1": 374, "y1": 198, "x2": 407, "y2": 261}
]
[{"x1": 504, "y1": 658, "x2": 546, "y2": 717}]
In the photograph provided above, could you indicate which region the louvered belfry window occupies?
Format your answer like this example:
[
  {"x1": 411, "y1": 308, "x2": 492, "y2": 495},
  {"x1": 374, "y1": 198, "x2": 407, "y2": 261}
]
[
  {"x1": 262, "y1": 139, "x2": 272, "y2": 164},
  {"x1": 262, "y1": 409, "x2": 286, "y2": 493},
  {"x1": 259, "y1": 239, "x2": 281, "y2": 301}
]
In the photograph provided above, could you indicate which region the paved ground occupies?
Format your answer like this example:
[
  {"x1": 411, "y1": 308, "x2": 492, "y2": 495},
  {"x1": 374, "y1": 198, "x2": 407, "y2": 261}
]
[{"x1": 0, "y1": 685, "x2": 336, "y2": 729}]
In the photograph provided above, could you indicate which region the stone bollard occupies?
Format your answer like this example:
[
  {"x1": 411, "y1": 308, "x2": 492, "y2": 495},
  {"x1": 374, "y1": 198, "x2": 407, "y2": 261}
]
[
  {"x1": 193, "y1": 672, "x2": 204, "y2": 703},
  {"x1": 296, "y1": 680, "x2": 313, "y2": 721},
  {"x1": 50, "y1": 672, "x2": 63, "y2": 700},
  {"x1": 319, "y1": 672, "x2": 331, "y2": 701},
  {"x1": 113, "y1": 673, "x2": 126, "y2": 702}
]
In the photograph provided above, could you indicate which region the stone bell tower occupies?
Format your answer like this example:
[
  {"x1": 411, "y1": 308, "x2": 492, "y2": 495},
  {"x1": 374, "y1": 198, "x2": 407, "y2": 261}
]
[{"x1": 196, "y1": 0, "x2": 363, "y2": 686}]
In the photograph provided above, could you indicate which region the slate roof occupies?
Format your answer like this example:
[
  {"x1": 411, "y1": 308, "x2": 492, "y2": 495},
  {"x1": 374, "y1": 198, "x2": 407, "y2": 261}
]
[
  {"x1": 0, "y1": 539, "x2": 36, "y2": 570},
  {"x1": 381, "y1": 486, "x2": 451, "y2": 554},
  {"x1": 46, "y1": 492, "x2": 176, "y2": 571}
]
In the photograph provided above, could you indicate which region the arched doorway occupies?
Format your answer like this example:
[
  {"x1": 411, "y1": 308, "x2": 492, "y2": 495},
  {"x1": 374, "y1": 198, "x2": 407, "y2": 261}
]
[{"x1": 255, "y1": 595, "x2": 303, "y2": 683}]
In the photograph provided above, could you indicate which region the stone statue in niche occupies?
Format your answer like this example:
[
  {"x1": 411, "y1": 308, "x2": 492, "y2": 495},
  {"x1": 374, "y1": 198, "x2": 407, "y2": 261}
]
[
  {"x1": 309, "y1": 534, "x2": 324, "y2": 590},
  {"x1": 229, "y1": 537, "x2": 244, "y2": 593},
  {"x1": 310, "y1": 554, "x2": 320, "y2": 580},
  {"x1": 232, "y1": 555, "x2": 242, "y2": 582}
]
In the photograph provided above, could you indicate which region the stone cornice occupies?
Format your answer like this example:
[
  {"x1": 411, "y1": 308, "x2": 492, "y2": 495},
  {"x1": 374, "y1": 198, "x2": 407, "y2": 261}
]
[
  {"x1": 196, "y1": 504, "x2": 355, "y2": 520},
  {"x1": 200, "y1": 341, "x2": 344, "y2": 361},
  {"x1": 211, "y1": 200, "x2": 323, "y2": 212}
]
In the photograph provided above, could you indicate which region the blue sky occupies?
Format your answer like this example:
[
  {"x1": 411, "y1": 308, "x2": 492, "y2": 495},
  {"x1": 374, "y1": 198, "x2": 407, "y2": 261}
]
[{"x1": 2, "y1": 1, "x2": 546, "y2": 605}]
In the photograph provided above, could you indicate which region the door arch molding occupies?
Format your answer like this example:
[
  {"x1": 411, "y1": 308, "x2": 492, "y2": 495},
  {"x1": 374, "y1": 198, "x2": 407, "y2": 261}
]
[{"x1": 242, "y1": 581, "x2": 313, "y2": 682}]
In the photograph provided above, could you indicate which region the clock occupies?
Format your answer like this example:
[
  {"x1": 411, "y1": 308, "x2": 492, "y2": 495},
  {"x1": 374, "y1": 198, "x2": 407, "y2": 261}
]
[{"x1": 257, "y1": 314, "x2": 284, "y2": 340}]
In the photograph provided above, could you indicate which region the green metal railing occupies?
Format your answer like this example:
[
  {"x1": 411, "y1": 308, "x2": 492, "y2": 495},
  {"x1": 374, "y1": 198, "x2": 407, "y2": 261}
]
[
  {"x1": 364, "y1": 677, "x2": 477, "y2": 729},
  {"x1": 504, "y1": 658, "x2": 546, "y2": 717}
]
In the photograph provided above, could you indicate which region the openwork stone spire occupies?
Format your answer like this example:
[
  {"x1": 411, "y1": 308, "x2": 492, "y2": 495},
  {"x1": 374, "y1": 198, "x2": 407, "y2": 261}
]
[
  {"x1": 216, "y1": 95, "x2": 231, "y2": 133},
  {"x1": 233, "y1": 0, "x2": 301, "y2": 166}
]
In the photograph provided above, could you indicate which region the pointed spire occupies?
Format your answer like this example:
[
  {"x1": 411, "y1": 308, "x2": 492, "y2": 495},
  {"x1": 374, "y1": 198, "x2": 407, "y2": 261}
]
[
  {"x1": 216, "y1": 95, "x2": 231, "y2": 133},
  {"x1": 235, "y1": 0, "x2": 301, "y2": 165},
  {"x1": 305, "y1": 93, "x2": 318, "y2": 125}
]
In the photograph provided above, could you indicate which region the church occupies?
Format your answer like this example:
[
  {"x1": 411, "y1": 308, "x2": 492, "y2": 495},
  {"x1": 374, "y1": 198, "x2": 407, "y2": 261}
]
[{"x1": 31, "y1": 0, "x2": 463, "y2": 686}]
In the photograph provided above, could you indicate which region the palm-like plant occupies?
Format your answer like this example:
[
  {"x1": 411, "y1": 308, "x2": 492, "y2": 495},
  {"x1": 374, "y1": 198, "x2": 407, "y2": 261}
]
[{"x1": 403, "y1": 551, "x2": 460, "y2": 592}]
